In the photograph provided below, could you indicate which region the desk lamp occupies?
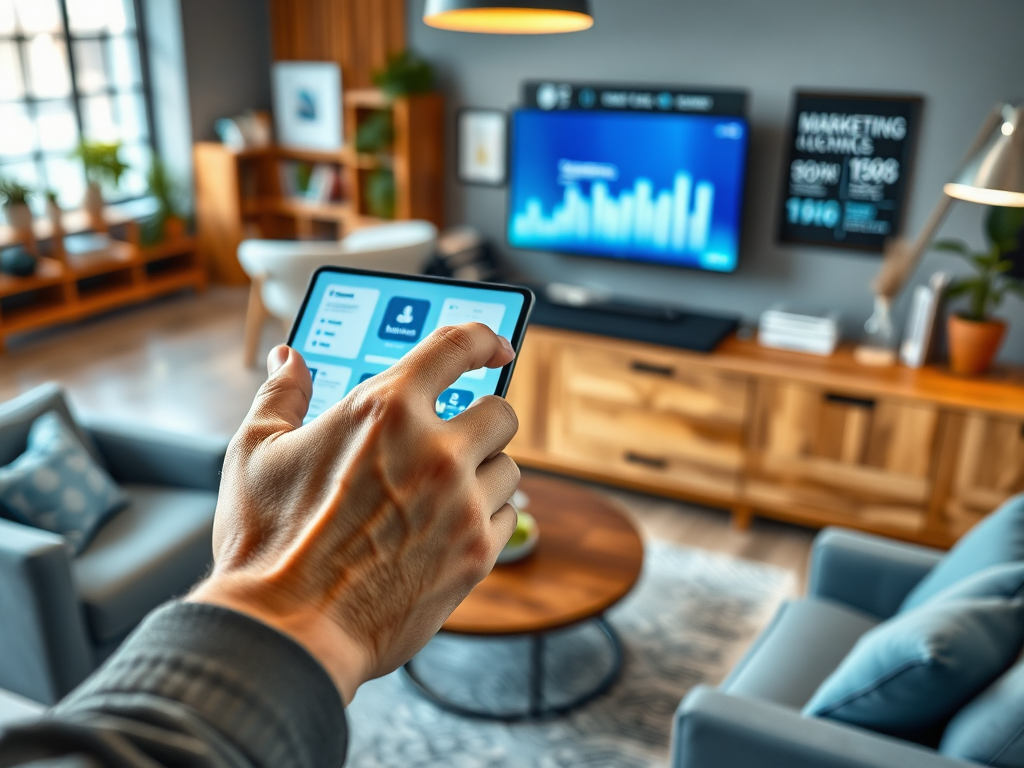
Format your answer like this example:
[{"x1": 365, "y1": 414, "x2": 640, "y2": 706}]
[
  {"x1": 423, "y1": 0, "x2": 593, "y2": 34},
  {"x1": 858, "y1": 103, "x2": 1024, "y2": 364}
]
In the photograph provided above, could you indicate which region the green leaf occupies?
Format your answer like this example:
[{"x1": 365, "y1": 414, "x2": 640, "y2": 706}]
[
  {"x1": 931, "y1": 239, "x2": 973, "y2": 256},
  {"x1": 987, "y1": 206, "x2": 1024, "y2": 251},
  {"x1": 944, "y1": 281, "x2": 976, "y2": 299}
]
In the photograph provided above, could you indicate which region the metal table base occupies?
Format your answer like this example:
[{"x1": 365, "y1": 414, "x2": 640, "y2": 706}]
[{"x1": 402, "y1": 616, "x2": 623, "y2": 721}]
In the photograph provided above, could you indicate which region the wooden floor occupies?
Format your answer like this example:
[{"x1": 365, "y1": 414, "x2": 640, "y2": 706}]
[{"x1": 0, "y1": 287, "x2": 815, "y2": 590}]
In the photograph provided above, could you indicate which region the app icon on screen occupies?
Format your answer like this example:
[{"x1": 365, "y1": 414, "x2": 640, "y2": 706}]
[
  {"x1": 358, "y1": 372, "x2": 376, "y2": 384},
  {"x1": 378, "y1": 297, "x2": 430, "y2": 342},
  {"x1": 435, "y1": 388, "x2": 474, "y2": 420}
]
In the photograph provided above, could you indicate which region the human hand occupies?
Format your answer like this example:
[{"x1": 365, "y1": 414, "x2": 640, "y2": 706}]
[{"x1": 188, "y1": 323, "x2": 520, "y2": 703}]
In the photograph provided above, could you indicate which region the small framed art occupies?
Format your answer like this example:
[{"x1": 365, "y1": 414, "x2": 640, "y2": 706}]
[
  {"x1": 457, "y1": 109, "x2": 507, "y2": 186},
  {"x1": 272, "y1": 61, "x2": 343, "y2": 151}
]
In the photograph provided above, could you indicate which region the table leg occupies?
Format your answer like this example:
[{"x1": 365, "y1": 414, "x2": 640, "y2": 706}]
[{"x1": 529, "y1": 633, "x2": 545, "y2": 717}]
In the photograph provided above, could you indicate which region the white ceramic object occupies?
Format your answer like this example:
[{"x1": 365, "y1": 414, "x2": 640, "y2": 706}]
[{"x1": 496, "y1": 509, "x2": 538, "y2": 564}]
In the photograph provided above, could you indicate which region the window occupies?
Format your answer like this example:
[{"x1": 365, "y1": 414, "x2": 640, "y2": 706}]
[{"x1": 0, "y1": 0, "x2": 153, "y2": 212}]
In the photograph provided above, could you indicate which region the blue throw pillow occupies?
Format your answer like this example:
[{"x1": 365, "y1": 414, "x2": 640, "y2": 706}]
[
  {"x1": 901, "y1": 494, "x2": 1024, "y2": 612},
  {"x1": 803, "y1": 563, "x2": 1024, "y2": 741},
  {"x1": 941, "y1": 658, "x2": 1024, "y2": 767},
  {"x1": 0, "y1": 411, "x2": 126, "y2": 554}
]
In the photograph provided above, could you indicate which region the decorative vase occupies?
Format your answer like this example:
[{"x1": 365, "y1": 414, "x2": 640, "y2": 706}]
[
  {"x1": 5, "y1": 202, "x2": 34, "y2": 245},
  {"x1": 947, "y1": 314, "x2": 1007, "y2": 376},
  {"x1": 84, "y1": 181, "x2": 105, "y2": 230},
  {"x1": 0, "y1": 244, "x2": 38, "y2": 276}
]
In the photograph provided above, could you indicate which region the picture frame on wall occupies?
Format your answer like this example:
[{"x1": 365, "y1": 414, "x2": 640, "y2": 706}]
[
  {"x1": 457, "y1": 109, "x2": 508, "y2": 186},
  {"x1": 272, "y1": 61, "x2": 343, "y2": 151},
  {"x1": 777, "y1": 91, "x2": 923, "y2": 252}
]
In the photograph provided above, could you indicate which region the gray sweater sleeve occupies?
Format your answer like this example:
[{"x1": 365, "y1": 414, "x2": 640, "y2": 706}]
[{"x1": 0, "y1": 602, "x2": 348, "y2": 768}]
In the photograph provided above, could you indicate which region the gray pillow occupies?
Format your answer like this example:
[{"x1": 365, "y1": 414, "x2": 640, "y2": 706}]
[
  {"x1": 0, "y1": 411, "x2": 127, "y2": 554},
  {"x1": 941, "y1": 658, "x2": 1024, "y2": 767},
  {"x1": 804, "y1": 562, "x2": 1024, "y2": 742}
]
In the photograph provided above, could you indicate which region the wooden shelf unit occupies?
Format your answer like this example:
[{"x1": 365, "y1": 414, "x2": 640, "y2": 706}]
[
  {"x1": 194, "y1": 88, "x2": 444, "y2": 286},
  {"x1": 506, "y1": 326, "x2": 1024, "y2": 548},
  {"x1": 0, "y1": 213, "x2": 205, "y2": 352}
]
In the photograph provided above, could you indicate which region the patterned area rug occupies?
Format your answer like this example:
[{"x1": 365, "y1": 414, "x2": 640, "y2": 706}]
[{"x1": 345, "y1": 542, "x2": 796, "y2": 768}]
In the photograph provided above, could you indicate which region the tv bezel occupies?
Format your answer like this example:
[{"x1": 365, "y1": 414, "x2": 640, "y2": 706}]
[{"x1": 504, "y1": 96, "x2": 751, "y2": 275}]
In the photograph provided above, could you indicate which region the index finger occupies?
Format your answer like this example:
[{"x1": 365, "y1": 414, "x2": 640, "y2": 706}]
[{"x1": 394, "y1": 323, "x2": 515, "y2": 401}]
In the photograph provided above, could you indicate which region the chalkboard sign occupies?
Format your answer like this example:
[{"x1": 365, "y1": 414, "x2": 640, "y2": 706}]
[{"x1": 777, "y1": 91, "x2": 922, "y2": 252}]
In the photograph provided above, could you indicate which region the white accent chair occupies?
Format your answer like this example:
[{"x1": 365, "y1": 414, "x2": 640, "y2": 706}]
[{"x1": 237, "y1": 220, "x2": 438, "y2": 366}]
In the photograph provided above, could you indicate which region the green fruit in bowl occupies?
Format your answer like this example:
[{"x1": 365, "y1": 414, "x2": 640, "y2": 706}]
[{"x1": 498, "y1": 509, "x2": 538, "y2": 564}]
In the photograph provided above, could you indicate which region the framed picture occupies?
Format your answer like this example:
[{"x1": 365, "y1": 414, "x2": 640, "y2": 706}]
[
  {"x1": 777, "y1": 91, "x2": 923, "y2": 252},
  {"x1": 272, "y1": 61, "x2": 343, "y2": 151},
  {"x1": 457, "y1": 109, "x2": 507, "y2": 186}
]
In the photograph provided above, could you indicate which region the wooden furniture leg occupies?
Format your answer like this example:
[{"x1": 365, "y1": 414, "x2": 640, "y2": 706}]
[
  {"x1": 243, "y1": 277, "x2": 267, "y2": 368},
  {"x1": 732, "y1": 505, "x2": 753, "y2": 531}
]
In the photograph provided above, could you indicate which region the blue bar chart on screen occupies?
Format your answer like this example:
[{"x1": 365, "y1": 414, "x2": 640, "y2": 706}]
[{"x1": 507, "y1": 104, "x2": 749, "y2": 272}]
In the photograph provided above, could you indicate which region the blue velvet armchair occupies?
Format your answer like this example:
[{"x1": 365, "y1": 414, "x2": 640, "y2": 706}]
[
  {"x1": 672, "y1": 528, "x2": 976, "y2": 768},
  {"x1": 0, "y1": 384, "x2": 227, "y2": 705}
]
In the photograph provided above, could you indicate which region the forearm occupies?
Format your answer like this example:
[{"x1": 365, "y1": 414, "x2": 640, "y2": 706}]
[{"x1": 0, "y1": 602, "x2": 347, "y2": 768}]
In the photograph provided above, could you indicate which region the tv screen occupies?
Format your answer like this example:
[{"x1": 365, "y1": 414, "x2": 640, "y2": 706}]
[{"x1": 507, "y1": 109, "x2": 749, "y2": 272}]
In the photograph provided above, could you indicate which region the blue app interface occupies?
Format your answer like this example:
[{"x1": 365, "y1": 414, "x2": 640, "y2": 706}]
[{"x1": 294, "y1": 272, "x2": 526, "y2": 424}]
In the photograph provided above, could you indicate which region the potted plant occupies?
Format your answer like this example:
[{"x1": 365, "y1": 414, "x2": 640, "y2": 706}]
[
  {"x1": 0, "y1": 177, "x2": 34, "y2": 245},
  {"x1": 932, "y1": 206, "x2": 1024, "y2": 375},
  {"x1": 146, "y1": 157, "x2": 186, "y2": 242},
  {"x1": 372, "y1": 50, "x2": 435, "y2": 99},
  {"x1": 72, "y1": 140, "x2": 129, "y2": 229}
]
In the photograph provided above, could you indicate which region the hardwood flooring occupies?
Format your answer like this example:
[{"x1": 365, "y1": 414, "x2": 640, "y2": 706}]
[{"x1": 0, "y1": 287, "x2": 815, "y2": 590}]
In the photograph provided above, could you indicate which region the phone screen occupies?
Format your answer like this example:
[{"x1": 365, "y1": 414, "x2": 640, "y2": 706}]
[{"x1": 288, "y1": 267, "x2": 534, "y2": 424}]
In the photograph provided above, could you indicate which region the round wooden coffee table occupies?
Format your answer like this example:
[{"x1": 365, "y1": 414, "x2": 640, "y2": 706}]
[{"x1": 403, "y1": 474, "x2": 645, "y2": 720}]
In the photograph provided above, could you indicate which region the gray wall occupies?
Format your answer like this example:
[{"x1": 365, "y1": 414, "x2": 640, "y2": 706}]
[
  {"x1": 179, "y1": 0, "x2": 273, "y2": 144},
  {"x1": 408, "y1": 0, "x2": 1024, "y2": 363}
]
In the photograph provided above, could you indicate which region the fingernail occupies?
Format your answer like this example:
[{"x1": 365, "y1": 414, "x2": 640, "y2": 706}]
[
  {"x1": 268, "y1": 345, "x2": 290, "y2": 375},
  {"x1": 499, "y1": 336, "x2": 515, "y2": 357}
]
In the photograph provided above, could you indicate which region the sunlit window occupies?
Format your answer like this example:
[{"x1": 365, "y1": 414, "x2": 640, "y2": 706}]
[{"x1": 0, "y1": 0, "x2": 152, "y2": 211}]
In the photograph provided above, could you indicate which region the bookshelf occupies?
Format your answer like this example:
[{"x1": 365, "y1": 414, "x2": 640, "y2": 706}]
[
  {"x1": 194, "y1": 88, "x2": 444, "y2": 285},
  {"x1": 0, "y1": 202, "x2": 205, "y2": 352}
]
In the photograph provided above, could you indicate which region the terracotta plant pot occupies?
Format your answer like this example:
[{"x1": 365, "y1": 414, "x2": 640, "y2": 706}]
[
  {"x1": 947, "y1": 314, "x2": 1007, "y2": 376},
  {"x1": 84, "y1": 181, "x2": 105, "y2": 230}
]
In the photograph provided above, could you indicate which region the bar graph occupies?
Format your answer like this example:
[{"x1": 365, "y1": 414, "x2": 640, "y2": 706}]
[{"x1": 511, "y1": 172, "x2": 715, "y2": 254}]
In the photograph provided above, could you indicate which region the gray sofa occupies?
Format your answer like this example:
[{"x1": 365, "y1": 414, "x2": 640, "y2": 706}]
[
  {"x1": 0, "y1": 384, "x2": 227, "y2": 705},
  {"x1": 672, "y1": 528, "x2": 976, "y2": 768}
]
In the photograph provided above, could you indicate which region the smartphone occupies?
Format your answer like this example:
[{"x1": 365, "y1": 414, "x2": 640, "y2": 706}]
[{"x1": 287, "y1": 266, "x2": 535, "y2": 424}]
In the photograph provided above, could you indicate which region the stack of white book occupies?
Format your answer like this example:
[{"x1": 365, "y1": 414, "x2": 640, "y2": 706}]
[{"x1": 758, "y1": 305, "x2": 841, "y2": 356}]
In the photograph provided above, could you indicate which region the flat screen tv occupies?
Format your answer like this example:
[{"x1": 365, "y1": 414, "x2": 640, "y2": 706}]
[{"x1": 507, "y1": 108, "x2": 749, "y2": 272}]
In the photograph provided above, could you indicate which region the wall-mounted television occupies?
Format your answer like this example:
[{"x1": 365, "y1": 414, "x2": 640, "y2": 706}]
[{"x1": 507, "y1": 83, "x2": 749, "y2": 273}]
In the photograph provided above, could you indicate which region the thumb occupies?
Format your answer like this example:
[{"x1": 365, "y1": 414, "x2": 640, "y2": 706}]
[{"x1": 249, "y1": 345, "x2": 312, "y2": 431}]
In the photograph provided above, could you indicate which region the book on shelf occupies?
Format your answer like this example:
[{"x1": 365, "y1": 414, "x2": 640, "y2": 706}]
[
  {"x1": 278, "y1": 161, "x2": 340, "y2": 205},
  {"x1": 899, "y1": 272, "x2": 950, "y2": 368}
]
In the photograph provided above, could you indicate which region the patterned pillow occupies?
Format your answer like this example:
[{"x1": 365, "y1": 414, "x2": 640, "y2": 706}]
[{"x1": 0, "y1": 411, "x2": 127, "y2": 554}]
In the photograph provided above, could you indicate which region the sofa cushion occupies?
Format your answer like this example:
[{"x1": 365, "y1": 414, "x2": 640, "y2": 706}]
[
  {"x1": 804, "y1": 562, "x2": 1024, "y2": 741},
  {"x1": 901, "y1": 494, "x2": 1024, "y2": 612},
  {"x1": 940, "y1": 657, "x2": 1024, "y2": 767},
  {"x1": 0, "y1": 384, "x2": 104, "y2": 469},
  {"x1": 74, "y1": 483, "x2": 216, "y2": 643},
  {"x1": 720, "y1": 598, "x2": 879, "y2": 708},
  {"x1": 0, "y1": 412, "x2": 127, "y2": 554}
]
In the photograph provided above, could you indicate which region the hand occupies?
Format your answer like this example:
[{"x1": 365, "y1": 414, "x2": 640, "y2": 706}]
[{"x1": 188, "y1": 324, "x2": 520, "y2": 703}]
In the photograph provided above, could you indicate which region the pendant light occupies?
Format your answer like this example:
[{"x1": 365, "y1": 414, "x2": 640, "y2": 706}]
[{"x1": 423, "y1": 0, "x2": 593, "y2": 34}]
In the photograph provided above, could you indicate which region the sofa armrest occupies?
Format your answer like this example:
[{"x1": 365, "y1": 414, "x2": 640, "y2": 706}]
[
  {"x1": 0, "y1": 520, "x2": 94, "y2": 705},
  {"x1": 84, "y1": 420, "x2": 228, "y2": 492},
  {"x1": 808, "y1": 528, "x2": 943, "y2": 619},
  {"x1": 672, "y1": 687, "x2": 971, "y2": 768}
]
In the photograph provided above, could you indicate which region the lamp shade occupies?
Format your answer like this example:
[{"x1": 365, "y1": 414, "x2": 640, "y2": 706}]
[
  {"x1": 423, "y1": 0, "x2": 593, "y2": 34},
  {"x1": 944, "y1": 103, "x2": 1024, "y2": 207}
]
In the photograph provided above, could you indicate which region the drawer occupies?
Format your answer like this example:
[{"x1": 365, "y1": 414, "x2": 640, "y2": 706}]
[
  {"x1": 558, "y1": 344, "x2": 749, "y2": 425},
  {"x1": 546, "y1": 343, "x2": 749, "y2": 499}
]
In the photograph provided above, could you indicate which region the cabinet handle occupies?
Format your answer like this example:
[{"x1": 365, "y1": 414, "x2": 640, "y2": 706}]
[
  {"x1": 624, "y1": 451, "x2": 668, "y2": 469},
  {"x1": 631, "y1": 361, "x2": 675, "y2": 377},
  {"x1": 824, "y1": 393, "x2": 877, "y2": 409}
]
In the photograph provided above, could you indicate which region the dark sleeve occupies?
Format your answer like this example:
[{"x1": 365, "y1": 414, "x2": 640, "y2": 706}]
[{"x1": 0, "y1": 602, "x2": 347, "y2": 768}]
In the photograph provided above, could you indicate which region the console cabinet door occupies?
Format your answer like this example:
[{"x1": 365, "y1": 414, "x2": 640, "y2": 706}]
[
  {"x1": 943, "y1": 413, "x2": 1024, "y2": 537},
  {"x1": 746, "y1": 381, "x2": 939, "y2": 536},
  {"x1": 544, "y1": 342, "x2": 749, "y2": 500}
]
